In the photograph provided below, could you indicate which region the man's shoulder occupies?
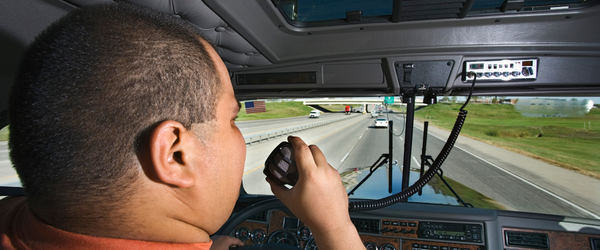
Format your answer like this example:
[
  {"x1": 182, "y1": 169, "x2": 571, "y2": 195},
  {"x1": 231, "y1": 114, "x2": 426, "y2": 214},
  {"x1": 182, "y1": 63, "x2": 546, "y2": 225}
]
[{"x1": 0, "y1": 196, "x2": 214, "y2": 250}]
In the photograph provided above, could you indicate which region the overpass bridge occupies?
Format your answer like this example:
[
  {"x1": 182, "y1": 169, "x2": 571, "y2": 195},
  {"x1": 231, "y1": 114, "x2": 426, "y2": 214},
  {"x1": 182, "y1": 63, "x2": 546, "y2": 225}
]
[{"x1": 301, "y1": 98, "x2": 427, "y2": 113}]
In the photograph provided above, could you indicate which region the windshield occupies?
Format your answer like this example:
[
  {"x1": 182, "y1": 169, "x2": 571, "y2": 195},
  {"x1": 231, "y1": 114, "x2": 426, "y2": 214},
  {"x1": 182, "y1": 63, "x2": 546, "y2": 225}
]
[
  {"x1": 0, "y1": 126, "x2": 19, "y2": 188},
  {"x1": 236, "y1": 97, "x2": 600, "y2": 219},
  {"x1": 1, "y1": 97, "x2": 599, "y2": 218}
]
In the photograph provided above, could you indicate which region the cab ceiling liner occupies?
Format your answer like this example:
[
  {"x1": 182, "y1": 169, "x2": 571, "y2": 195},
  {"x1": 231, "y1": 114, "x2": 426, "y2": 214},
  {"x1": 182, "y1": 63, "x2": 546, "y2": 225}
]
[{"x1": 66, "y1": 0, "x2": 272, "y2": 69}]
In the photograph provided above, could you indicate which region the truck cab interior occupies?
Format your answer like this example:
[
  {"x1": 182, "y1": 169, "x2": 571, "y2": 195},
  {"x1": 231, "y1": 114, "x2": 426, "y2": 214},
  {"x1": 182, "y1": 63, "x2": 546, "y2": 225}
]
[{"x1": 1, "y1": 0, "x2": 600, "y2": 249}]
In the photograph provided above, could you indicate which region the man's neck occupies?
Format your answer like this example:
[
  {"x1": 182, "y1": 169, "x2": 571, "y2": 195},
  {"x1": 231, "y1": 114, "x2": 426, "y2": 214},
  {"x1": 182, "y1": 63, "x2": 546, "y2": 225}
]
[{"x1": 30, "y1": 192, "x2": 212, "y2": 243}]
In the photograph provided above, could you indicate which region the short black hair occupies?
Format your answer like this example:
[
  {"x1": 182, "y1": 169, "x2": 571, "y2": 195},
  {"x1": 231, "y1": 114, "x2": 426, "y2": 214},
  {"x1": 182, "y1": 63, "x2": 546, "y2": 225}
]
[{"x1": 8, "y1": 2, "x2": 221, "y2": 220}]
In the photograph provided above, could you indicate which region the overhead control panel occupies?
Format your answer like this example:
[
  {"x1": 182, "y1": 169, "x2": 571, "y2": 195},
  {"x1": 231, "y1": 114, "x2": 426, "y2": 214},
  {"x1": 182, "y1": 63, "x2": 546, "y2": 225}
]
[
  {"x1": 462, "y1": 59, "x2": 538, "y2": 82},
  {"x1": 395, "y1": 60, "x2": 455, "y2": 95}
]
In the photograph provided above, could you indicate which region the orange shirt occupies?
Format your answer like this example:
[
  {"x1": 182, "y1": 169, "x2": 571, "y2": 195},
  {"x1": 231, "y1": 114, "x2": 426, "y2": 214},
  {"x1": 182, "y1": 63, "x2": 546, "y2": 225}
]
[{"x1": 0, "y1": 197, "x2": 212, "y2": 250}]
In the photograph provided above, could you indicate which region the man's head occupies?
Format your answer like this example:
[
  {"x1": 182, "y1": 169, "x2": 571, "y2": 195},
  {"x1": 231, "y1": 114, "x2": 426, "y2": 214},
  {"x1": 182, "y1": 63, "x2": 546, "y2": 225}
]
[{"x1": 8, "y1": 2, "x2": 245, "y2": 237}]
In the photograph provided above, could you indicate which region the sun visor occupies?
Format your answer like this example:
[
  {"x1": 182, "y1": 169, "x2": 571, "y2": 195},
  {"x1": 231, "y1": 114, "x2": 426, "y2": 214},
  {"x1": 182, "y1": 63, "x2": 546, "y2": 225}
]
[{"x1": 232, "y1": 59, "x2": 396, "y2": 99}]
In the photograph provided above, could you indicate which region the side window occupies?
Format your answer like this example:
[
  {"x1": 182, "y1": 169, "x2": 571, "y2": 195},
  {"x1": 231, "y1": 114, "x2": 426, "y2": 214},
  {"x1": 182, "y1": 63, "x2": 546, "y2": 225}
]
[
  {"x1": 0, "y1": 125, "x2": 7, "y2": 141},
  {"x1": 0, "y1": 125, "x2": 20, "y2": 187}
]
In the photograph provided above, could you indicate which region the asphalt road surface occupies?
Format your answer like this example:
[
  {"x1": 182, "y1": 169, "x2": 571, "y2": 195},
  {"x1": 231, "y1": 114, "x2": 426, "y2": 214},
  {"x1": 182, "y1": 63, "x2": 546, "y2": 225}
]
[
  {"x1": 0, "y1": 141, "x2": 19, "y2": 187},
  {"x1": 1, "y1": 111, "x2": 599, "y2": 220},
  {"x1": 238, "y1": 112, "x2": 600, "y2": 220}
]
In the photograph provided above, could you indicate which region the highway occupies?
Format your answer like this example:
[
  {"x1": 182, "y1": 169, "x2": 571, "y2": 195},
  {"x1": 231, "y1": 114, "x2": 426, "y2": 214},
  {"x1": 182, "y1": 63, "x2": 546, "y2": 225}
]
[
  {"x1": 238, "y1": 112, "x2": 600, "y2": 220},
  {"x1": 0, "y1": 141, "x2": 19, "y2": 187},
  {"x1": 1, "y1": 111, "x2": 599, "y2": 220}
]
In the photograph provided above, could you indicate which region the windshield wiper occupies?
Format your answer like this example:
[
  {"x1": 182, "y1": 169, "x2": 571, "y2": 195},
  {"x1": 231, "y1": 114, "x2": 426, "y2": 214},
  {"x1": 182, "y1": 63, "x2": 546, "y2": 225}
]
[
  {"x1": 419, "y1": 121, "x2": 473, "y2": 208},
  {"x1": 347, "y1": 153, "x2": 390, "y2": 197},
  {"x1": 347, "y1": 72, "x2": 478, "y2": 212}
]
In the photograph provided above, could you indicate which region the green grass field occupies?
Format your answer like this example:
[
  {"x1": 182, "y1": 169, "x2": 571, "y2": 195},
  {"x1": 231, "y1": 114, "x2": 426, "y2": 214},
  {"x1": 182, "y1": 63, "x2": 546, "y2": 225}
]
[
  {"x1": 236, "y1": 101, "x2": 315, "y2": 121},
  {"x1": 415, "y1": 103, "x2": 600, "y2": 179},
  {"x1": 0, "y1": 126, "x2": 8, "y2": 141}
]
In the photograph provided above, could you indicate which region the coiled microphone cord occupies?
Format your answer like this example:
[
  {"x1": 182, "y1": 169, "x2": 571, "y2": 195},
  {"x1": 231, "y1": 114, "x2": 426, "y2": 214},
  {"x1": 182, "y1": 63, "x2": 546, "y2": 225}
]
[{"x1": 348, "y1": 73, "x2": 477, "y2": 212}]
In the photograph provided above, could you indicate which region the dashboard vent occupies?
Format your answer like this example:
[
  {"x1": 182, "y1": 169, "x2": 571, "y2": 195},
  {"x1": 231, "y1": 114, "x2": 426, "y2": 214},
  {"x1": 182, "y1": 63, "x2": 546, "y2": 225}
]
[
  {"x1": 351, "y1": 218, "x2": 380, "y2": 234},
  {"x1": 505, "y1": 231, "x2": 549, "y2": 249}
]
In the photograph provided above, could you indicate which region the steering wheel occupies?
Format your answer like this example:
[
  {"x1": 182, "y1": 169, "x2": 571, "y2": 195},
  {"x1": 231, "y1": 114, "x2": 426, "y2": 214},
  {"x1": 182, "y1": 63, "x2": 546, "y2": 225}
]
[{"x1": 217, "y1": 198, "x2": 302, "y2": 250}]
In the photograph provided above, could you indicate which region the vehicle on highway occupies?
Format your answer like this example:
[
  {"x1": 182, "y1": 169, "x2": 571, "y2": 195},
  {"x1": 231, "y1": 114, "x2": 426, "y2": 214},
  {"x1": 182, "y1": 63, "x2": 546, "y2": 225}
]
[
  {"x1": 309, "y1": 110, "x2": 320, "y2": 118},
  {"x1": 352, "y1": 106, "x2": 364, "y2": 113},
  {"x1": 1, "y1": 1, "x2": 600, "y2": 250},
  {"x1": 370, "y1": 111, "x2": 378, "y2": 118},
  {"x1": 374, "y1": 118, "x2": 389, "y2": 128}
]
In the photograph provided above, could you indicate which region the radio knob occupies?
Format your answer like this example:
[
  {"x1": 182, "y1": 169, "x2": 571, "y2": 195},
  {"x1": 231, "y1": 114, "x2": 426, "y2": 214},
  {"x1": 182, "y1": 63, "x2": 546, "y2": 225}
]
[
  {"x1": 484, "y1": 72, "x2": 491, "y2": 77},
  {"x1": 493, "y1": 72, "x2": 500, "y2": 77},
  {"x1": 527, "y1": 67, "x2": 534, "y2": 76},
  {"x1": 512, "y1": 71, "x2": 520, "y2": 77},
  {"x1": 522, "y1": 67, "x2": 530, "y2": 76},
  {"x1": 503, "y1": 72, "x2": 509, "y2": 77}
]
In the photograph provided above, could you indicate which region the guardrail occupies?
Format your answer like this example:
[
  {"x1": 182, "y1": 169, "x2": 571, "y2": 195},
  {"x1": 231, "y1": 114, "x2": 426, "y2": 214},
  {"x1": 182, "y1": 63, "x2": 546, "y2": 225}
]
[{"x1": 244, "y1": 115, "x2": 356, "y2": 145}]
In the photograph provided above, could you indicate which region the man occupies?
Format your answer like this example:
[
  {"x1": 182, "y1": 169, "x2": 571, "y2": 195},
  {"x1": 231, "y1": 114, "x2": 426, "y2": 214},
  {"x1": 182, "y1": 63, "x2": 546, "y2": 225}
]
[{"x1": 1, "y1": 2, "x2": 364, "y2": 250}]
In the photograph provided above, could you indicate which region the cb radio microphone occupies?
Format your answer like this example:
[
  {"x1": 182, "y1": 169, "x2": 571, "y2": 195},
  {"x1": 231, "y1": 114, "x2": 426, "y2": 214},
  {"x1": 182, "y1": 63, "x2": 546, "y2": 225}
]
[{"x1": 264, "y1": 142, "x2": 298, "y2": 186}]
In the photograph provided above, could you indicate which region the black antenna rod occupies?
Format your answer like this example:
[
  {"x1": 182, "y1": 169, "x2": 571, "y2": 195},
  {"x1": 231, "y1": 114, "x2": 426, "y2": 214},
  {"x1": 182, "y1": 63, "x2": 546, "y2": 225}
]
[
  {"x1": 388, "y1": 119, "x2": 394, "y2": 193},
  {"x1": 400, "y1": 95, "x2": 415, "y2": 201}
]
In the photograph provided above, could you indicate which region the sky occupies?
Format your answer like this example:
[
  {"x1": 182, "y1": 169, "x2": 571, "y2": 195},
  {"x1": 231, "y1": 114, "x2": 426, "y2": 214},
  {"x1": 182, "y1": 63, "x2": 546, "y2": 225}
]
[
  {"x1": 295, "y1": 96, "x2": 600, "y2": 105},
  {"x1": 474, "y1": 96, "x2": 599, "y2": 104}
]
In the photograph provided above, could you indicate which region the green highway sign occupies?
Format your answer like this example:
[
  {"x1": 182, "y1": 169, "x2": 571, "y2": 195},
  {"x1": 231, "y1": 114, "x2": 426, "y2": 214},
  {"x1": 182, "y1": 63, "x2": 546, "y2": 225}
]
[{"x1": 384, "y1": 96, "x2": 394, "y2": 104}]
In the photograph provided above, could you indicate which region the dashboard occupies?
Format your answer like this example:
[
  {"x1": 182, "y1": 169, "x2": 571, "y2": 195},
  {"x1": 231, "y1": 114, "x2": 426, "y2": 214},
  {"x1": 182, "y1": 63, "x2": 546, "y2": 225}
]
[{"x1": 230, "y1": 200, "x2": 600, "y2": 250}]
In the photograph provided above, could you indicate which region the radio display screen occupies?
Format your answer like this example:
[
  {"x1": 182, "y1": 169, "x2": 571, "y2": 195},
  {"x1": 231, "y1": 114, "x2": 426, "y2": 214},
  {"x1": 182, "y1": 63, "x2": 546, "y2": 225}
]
[
  {"x1": 470, "y1": 63, "x2": 484, "y2": 69},
  {"x1": 433, "y1": 230, "x2": 466, "y2": 237},
  {"x1": 418, "y1": 221, "x2": 483, "y2": 243}
]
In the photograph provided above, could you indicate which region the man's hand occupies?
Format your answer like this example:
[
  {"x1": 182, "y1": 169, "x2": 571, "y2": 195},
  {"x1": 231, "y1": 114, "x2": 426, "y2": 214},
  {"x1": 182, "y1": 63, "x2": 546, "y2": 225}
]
[
  {"x1": 210, "y1": 235, "x2": 244, "y2": 250},
  {"x1": 267, "y1": 136, "x2": 365, "y2": 250}
]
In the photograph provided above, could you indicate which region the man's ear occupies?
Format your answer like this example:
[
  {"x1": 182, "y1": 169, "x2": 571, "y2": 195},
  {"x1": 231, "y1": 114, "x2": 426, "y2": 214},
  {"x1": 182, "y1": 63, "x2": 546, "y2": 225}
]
[{"x1": 149, "y1": 120, "x2": 195, "y2": 188}]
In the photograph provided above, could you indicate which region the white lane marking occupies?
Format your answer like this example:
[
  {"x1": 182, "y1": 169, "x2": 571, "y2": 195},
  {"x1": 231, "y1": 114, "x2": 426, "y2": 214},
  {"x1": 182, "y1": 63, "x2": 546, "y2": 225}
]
[
  {"x1": 341, "y1": 153, "x2": 350, "y2": 163},
  {"x1": 418, "y1": 126, "x2": 600, "y2": 220},
  {"x1": 458, "y1": 146, "x2": 600, "y2": 220},
  {"x1": 342, "y1": 125, "x2": 368, "y2": 163},
  {"x1": 412, "y1": 156, "x2": 421, "y2": 167}
]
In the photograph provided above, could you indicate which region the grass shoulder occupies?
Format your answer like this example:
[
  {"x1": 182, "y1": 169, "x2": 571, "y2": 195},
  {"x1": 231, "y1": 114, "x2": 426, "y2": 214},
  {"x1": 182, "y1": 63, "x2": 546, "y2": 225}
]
[
  {"x1": 0, "y1": 126, "x2": 8, "y2": 141},
  {"x1": 415, "y1": 103, "x2": 600, "y2": 179}
]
